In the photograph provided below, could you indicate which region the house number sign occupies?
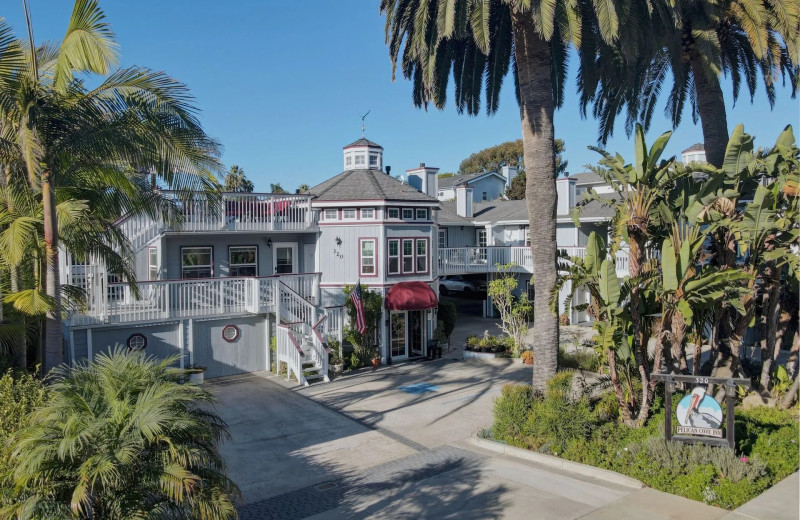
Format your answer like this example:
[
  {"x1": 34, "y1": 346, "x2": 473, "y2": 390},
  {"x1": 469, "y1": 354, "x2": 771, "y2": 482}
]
[{"x1": 651, "y1": 373, "x2": 750, "y2": 449}]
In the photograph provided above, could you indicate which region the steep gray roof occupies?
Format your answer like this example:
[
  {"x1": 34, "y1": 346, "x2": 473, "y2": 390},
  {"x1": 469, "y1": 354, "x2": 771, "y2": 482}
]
[
  {"x1": 308, "y1": 169, "x2": 438, "y2": 202},
  {"x1": 344, "y1": 137, "x2": 383, "y2": 149},
  {"x1": 441, "y1": 195, "x2": 615, "y2": 223},
  {"x1": 438, "y1": 201, "x2": 475, "y2": 225},
  {"x1": 683, "y1": 142, "x2": 704, "y2": 153},
  {"x1": 566, "y1": 171, "x2": 605, "y2": 185},
  {"x1": 438, "y1": 171, "x2": 505, "y2": 189}
]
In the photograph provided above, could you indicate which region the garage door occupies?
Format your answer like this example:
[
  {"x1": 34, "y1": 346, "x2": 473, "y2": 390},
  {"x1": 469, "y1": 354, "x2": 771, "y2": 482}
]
[{"x1": 193, "y1": 317, "x2": 267, "y2": 379}]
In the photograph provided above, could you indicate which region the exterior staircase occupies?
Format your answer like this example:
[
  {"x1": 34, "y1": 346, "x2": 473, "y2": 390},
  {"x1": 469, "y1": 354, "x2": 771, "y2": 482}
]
[{"x1": 275, "y1": 282, "x2": 331, "y2": 386}]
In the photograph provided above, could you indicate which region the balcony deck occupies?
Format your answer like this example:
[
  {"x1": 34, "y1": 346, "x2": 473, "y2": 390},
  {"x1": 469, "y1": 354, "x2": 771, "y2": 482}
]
[
  {"x1": 119, "y1": 193, "x2": 316, "y2": 250},
  {"x1": 65, "y1": 272, "x2": 321, "y2": 327},
  {"x1": 437, "y1": 247, "x2": 630, "y2": 276}
]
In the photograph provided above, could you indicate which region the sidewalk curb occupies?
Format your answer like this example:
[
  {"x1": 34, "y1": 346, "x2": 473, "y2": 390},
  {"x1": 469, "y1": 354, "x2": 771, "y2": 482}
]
[{"x1": 470, "y1": 437, "x2": 645, "y2": 490}]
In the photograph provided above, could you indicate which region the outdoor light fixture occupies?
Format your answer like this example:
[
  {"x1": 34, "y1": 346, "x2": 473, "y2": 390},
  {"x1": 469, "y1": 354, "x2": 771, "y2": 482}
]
[
  {"x1": 267, "y1": 238, "x2": 272, "y2": 248},
  {"x1": 335, "y1": 236, "x2": 342, "y2": 246}
]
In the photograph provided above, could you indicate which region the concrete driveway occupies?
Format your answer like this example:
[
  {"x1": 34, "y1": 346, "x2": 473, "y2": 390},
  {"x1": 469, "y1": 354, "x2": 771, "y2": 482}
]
[{"x1": 209, "y1": 361, "x2": 787, "y2": 520}]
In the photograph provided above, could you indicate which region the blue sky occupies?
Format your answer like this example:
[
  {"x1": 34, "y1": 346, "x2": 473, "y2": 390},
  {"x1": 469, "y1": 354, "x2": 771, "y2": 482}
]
[{"x1": 6, "y1": 1, "x2": 799, "y2": 192}]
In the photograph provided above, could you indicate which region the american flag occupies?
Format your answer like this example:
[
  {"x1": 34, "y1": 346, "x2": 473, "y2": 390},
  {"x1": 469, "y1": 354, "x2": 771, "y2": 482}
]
[{"x1": 350, "y1": 281, "x2": 367, "y2": 335}]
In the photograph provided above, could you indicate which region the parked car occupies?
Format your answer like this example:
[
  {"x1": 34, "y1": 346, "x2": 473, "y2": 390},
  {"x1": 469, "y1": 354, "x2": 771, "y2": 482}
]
[{"x1": 439, "y1": 275, "x2": 479, "y2": 295}]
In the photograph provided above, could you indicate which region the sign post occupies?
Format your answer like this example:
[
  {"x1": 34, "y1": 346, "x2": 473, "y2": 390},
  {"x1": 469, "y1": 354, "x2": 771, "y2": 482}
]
[{"x1": 651, "y1": 373, "x2": 750, "y2": 449}]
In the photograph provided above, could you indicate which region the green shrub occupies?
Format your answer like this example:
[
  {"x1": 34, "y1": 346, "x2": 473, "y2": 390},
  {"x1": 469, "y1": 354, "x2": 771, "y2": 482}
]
[
  {"x1": 492, "y1": 384, "x2": 534, "y2": 442},
  {"x1": 524, "y1": 372, "x2": 594, "y2": 454},
  {"x1": 558, "y1": 347, "x2": 603, "y2": 372},
  {"x1": 437, "y1": 301, "x2": 457, "y2": 341},
  {"x1": 489, "y1": 378, "x2": 798, "y2": 509},
  {"x1": 0, "y1": 370, "x2": 46, "y2": 504}
]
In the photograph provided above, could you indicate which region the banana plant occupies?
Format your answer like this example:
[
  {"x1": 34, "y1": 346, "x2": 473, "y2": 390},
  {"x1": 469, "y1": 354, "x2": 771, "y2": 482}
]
[{"x1": 655, "y1": 224, "x2": 750, "y2": 376}]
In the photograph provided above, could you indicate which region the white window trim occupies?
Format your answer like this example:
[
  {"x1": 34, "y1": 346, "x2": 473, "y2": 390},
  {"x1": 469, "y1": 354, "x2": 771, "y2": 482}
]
[
  {"x1": 360, "y1": 208, "x2": 375, "y2": 220},
  {"x1": 415, "y1": 208, "x2": 427, "y2": 220},
  {"x1": 438, "y1": 229, "x2": 447, "y2": 249},
  {"x1": 360, "y1": 238, "x2": 377, "y2": 276},
  {"x1": 388, "y1": 239, "x2": 400, "y2": 274},
  {"x1": 229, "y1": 246, "x2": 258, "y2": 277},
  {"x1": 342, "y1": 208, "x2": 357, "y2": 220},
  {"x1": 402, "y1": 239, "x2": 414, "y2": 273},
  {"x1": 324, "y1": 208, "x2": 337, "y2": 220},
  {"x1": 148, "y1": 247, "x2": 158, "y2": 281},
  {"x1": 388, "y1": 208, "x2": 400, "y2": 219},
  {"x1": 354, "y1": 154, "x2": 365, "y2": 166},
  {"x1": 416, "y1": 239, "x2": 428, "y2": 272},
  {"x1": 402, "y1": 208, "x2": 414, "y2": 220}
]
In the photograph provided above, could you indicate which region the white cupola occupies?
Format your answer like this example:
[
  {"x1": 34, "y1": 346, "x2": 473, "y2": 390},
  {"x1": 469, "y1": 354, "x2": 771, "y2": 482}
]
[{"x1": 343, "y1": 138, "x2": 383, "y2": 171}]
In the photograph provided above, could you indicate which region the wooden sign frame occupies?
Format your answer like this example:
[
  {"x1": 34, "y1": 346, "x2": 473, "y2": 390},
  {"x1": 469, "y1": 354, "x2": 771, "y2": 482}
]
[{"x1": 651, "y1": 373, "x2": 750, "y2": 449}]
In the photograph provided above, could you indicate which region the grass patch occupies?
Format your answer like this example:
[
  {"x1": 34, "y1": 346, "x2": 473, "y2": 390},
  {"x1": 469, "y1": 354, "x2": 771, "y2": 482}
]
[{"x1": 491, "y1": 374, "x2": 799, "y2": 509}]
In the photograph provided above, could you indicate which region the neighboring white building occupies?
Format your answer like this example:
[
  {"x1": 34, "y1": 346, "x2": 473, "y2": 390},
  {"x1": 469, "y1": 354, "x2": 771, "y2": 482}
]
[
  {"x1": 59, "y1": 138, "x2": 624, "y2": 385},
  {"x1": 681, "y1": 143, "x2": 706, "y2": 164},
  {"x1": 436, "y1": 166, "x2": 518, "y2": 202}
]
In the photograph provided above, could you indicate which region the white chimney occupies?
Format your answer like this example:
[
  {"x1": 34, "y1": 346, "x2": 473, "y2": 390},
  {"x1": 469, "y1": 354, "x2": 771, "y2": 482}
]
[
  {"x1": 556, "y1": 178, "x2": 575, "y2": 215},
  {"x1": 455, "y1": 183, "x2": 473, "y2": 218},
  {"x1": 501, "y1": 165, "x2": 518, "y2": 190},
  {"x1": 406, "y1": 162, "x2": 440, "y2": 198}
]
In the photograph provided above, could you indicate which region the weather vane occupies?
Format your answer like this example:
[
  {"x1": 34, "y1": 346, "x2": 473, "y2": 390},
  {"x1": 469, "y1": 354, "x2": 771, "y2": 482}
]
[{"x1": 360, "y1": 110, "x2": 371, "y2": 137}]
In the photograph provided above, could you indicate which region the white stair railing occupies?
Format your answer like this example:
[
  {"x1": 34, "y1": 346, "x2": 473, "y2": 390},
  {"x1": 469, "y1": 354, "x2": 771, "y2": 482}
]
[
  {"x1": 322, "y1": 306, "x2": 344, "y2": 344},
  {"x1": 276, "y1": 324, "x2": 306, "y2": 385}
]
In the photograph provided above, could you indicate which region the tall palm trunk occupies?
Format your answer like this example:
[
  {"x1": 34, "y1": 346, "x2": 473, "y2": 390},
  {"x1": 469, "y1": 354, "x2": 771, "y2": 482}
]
[
  {"x1": 42, "y1": 170, "x2": 62, "y2": 372},
  {"x1": 689, "y1": 54, "x2": 729, "y2": 168},
  {"x1": 511, "y1": 12, "x2": 558, "y2": 394}
]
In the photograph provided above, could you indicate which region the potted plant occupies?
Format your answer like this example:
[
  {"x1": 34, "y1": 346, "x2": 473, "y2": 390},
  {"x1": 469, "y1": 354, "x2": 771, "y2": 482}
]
[
  {"x1": 369, "y1": 345, "x2": 380, "y2": 368},
  {"x1": 329, "y1": 337, "x2": 344, "y2": 376},
  {"x1": 521, "y1": 350, "x2": 534, "y2": 365},
  {"x1": 186, "y1": 364, "x2": 207, "y2": 384}
]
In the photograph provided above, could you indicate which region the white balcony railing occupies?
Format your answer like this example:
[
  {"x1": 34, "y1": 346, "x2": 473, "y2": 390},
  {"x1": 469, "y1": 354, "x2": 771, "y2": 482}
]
[
  {"x1": 66, "y1": 272, "x2": 321, "y2": 326},
  {"x1": 438, "y1": 246, "x2": 630, "y2": 276},
  {"x1": 116, "y1": 192, "x2": 316, "y2": 251}
]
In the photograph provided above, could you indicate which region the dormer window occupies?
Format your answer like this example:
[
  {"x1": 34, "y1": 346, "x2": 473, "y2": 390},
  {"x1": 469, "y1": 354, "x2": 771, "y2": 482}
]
[
  {"x1": 342, "y1": 209, "x2": 356, "y2": 219},
  {"x1": 355, "y1": 154, "x2": 365, "y2": 166},
  {"x1": 324, "y1": 209, "x2": 337, "y2": 220},
  {"x1": 369, "y1": 154, "x2": 378, "y2": 167},
  {"x1": 345, "y1": 155, "x2": 352, "y2": 167}
]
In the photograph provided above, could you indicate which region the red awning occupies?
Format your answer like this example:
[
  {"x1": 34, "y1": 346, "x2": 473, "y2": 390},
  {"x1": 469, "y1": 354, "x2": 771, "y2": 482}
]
[{"x1": 385, "y1": 282, "x2": 438, "y2": 311}]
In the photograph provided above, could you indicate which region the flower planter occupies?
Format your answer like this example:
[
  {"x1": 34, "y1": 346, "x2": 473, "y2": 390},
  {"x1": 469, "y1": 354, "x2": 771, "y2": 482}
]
[
  {"x1": 371, "y1": 357, "x2": 380, "y2": 368},
  {"x1": 463, "y1": 350, "x2": 502, "y2": 360},
  {"x1": 186, "y1": 367, "x2": 206, "y2": 384},
  {"x1": 331, "y1": 363, "x2": 344, "y2": 376}
]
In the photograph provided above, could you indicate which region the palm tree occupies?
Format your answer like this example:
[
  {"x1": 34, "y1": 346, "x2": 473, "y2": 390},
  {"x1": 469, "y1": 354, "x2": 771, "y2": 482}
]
[
  {"x1": 224, "y1": 164, "x2": 254, "y2": 192},
  {"x1": 585, "y1": 0, "x2": 799, "y2": 167},
  {"x1": 6, "y1": 348, "x2": 239, "y2": 519},
  {"x1": 298, "y1": 183, "x2": 310, "y2": 193},
  {"x1": 0, "y1": 3, "x2": 223, "y2": 372},
  {"x1": 380, "y1": 0, "x2": 624, "y2": 393}
]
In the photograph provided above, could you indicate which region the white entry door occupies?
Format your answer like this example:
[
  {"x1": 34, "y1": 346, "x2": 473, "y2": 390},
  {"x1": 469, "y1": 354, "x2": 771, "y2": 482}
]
[{"x1": 273, "y1": 242, "x2": 298, "y2": 274}]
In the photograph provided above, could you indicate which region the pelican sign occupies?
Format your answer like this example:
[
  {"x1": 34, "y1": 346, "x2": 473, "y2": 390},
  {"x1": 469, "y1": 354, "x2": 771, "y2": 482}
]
[{"x1": 675, "y1": 386, "x2": 723, "y2": 438}]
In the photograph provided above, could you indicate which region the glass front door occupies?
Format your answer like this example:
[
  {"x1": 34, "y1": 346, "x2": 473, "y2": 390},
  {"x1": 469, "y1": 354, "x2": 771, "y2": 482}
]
[
  {"x1": 391, "y1": 311, "x2": 407, "y2": 359},
  {"x1": 409, "y1": 311, "x2": 424, "y2": 356}
]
